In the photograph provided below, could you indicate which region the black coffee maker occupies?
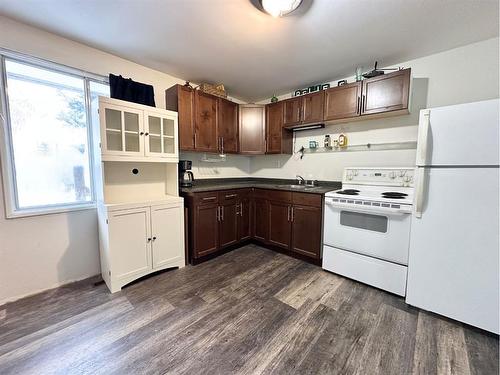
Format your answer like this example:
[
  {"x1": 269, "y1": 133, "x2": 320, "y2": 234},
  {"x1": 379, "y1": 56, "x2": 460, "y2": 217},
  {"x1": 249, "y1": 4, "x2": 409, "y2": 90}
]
[{"x1": 179, "y1": 160, "x2": 194, "y2": 187}]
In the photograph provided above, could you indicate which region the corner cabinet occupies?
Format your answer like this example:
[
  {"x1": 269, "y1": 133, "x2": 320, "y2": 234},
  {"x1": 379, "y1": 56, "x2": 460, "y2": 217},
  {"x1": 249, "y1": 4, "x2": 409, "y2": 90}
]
[
  {"x1": 239, "y1": 105, "x2": 266, "y2": 154},
  {"x1": 99, "y1": 97, "x2": 179, "y2": 162},
  {"x1": 99, "y1": 200, "x2": 185, "y2": 293}
]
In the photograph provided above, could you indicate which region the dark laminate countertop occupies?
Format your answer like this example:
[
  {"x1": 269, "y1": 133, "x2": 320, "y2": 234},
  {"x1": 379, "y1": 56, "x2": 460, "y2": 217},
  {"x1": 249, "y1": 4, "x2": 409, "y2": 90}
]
[{"x1": 180, "y1": 178, "x2": 342, "y2": 195}]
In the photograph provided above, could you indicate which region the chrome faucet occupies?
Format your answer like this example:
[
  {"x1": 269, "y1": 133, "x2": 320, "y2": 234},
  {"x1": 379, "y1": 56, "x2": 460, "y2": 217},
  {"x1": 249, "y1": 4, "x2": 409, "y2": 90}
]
[{"x1": 296, "y1": 175, "x2": 305, "y2": 185}]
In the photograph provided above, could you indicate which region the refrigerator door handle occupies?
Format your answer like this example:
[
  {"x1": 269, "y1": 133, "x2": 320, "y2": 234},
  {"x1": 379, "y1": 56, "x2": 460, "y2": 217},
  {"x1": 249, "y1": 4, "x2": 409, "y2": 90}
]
[
  {"x1": 416, "y1": 109, "x2": 431, "y2": 166},
  {"x1": 414, "y1": 167, "x2": 425, "y2": 218}
]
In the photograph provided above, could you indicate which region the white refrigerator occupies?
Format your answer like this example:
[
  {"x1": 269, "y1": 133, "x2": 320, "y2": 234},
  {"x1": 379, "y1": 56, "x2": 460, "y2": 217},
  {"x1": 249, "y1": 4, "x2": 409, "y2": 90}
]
[{"x1": 406, "y1": 99, "x2": 499, "y2": 334}]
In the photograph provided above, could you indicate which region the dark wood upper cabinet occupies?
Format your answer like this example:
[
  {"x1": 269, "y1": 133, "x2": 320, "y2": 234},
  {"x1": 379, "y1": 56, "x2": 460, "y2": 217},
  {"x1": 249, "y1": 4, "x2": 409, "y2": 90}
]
[
  {"x1": 217, "y1": 98, "x2": 238, "y2": 154},
  {"x1": 194, "y1": 91, "x2": 218, "y2": 152},
  {"x1": 324, "y1": 82, "x2": 362, "y2": 121},
  {"x1": 362, "y1": 68, "x2": 411, "y2": 115},
  {"x1": 239, "y1": 105, "x2": 266, "y2": 154},
  {"x1": 283, "y1": 97, "x2": 302, "y2": 126},
  {"x1": 268, "y1": 201, "x2": 292, "y2": 250},
  {"x1": 302, "y1": 91, "x2": 324, "y2": 123},
  {"x1": 193, "y1": 203, "x2": 219, "y2": 257},
  {"x1": 284, "y1": 91, "x2": 324, "y2": 127},
  {"x1": 165, "y1": 84, "x2": 195, "y2": 151},
  {"x1": 291, "y1": 205, "x2": 322, "y2": 259},
  {"x1": 266, "y1": 102, "x2": 292, "y2": 155}
]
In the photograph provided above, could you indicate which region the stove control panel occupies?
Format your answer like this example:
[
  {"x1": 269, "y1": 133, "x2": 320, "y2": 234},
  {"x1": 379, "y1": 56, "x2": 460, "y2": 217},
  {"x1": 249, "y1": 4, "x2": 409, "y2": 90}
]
[{"x1": 343, "y1": 167, "x2": 415, "y2": 187}]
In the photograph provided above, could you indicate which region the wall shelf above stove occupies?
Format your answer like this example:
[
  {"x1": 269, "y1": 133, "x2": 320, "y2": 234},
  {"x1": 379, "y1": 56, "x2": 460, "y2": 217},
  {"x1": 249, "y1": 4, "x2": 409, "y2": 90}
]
[{"x1": 302, "y1": 141, "x2": 417, "y2": 155}]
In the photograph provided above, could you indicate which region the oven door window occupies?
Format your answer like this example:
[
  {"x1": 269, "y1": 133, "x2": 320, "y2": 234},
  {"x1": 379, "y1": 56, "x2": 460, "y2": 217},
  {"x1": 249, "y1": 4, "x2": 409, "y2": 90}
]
[{"x1": 339, "y1": 211, "x2": 388, "y2": 233}]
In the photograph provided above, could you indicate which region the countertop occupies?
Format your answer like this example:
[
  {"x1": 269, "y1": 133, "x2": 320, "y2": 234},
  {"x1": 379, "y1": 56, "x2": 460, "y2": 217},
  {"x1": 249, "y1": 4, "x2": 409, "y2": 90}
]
[{"x1": 180, "y1": 178, "x2": 342, "y2": 195}]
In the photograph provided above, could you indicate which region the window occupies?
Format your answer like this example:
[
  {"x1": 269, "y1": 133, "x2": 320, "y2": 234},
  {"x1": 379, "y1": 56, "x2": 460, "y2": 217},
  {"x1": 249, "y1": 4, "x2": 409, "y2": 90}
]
[{"x1": 0, "y1": 54, "x2": 109, "y2": 217}]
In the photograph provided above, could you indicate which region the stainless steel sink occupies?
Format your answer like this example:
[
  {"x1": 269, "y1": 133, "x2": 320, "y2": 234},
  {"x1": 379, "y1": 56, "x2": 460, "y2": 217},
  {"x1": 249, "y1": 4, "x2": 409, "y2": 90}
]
[{"x1": 287, "y1": 184, "x2": 317, "y2": 190}]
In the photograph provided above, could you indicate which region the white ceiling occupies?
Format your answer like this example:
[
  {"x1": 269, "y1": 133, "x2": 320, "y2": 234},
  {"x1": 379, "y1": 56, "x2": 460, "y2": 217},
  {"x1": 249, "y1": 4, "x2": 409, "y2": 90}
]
[{"x1": 0, "y1": 0, "x2": 498, "y2": 101}]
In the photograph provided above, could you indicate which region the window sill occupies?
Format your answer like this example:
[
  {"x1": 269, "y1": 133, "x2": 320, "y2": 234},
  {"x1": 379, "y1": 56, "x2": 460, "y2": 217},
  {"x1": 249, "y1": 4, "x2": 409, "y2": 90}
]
[{"x1": 5, "y1": 203, "x2": 97, "y2": 219}]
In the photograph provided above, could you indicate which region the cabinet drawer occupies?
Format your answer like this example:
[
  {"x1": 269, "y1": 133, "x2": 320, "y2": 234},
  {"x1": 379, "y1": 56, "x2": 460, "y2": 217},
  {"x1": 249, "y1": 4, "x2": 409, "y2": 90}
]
[
  {"x1": 194, "y1": 191, "x2": 219, "y2": 205},
  {"x1": 292, "y1": 192, "x2": 322, "y2": 207},
  {"x1": 266, "y1": 189, "x2": 292, "y2": 203},
  {"x1": 218, "y1": 190, "x2": 240, "y2": 203}
]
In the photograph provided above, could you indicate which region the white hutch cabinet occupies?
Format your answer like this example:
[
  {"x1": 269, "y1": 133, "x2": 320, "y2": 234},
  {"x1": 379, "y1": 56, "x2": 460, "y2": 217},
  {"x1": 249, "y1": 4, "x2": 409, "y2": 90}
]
[
  {"x1": 95, "y1": 97, "x2": 184, "y2": 293},
  {"x1": 99, "y1": 97, "x2": 178, "y2": 162}
]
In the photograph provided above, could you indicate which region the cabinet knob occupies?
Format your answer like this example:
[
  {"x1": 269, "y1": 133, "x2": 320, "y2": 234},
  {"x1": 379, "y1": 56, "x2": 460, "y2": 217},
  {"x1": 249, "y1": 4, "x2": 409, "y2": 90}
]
[
  {"x1": 152, "y1": 236, "x2": 157, "y2": 241},
  {"x1": 145, "y1": 132, "x2": 149, "y2": 136},
  {"x1": 140, "y1": 132, "x2": 145, "y2": 136},
  {"x1": 147, "y1": 238, "x2": 152, "y2": 242}
]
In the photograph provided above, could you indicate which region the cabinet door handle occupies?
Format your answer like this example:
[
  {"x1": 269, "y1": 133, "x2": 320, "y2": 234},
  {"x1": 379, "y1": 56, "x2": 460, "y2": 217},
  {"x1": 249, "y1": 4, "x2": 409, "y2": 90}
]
[
  {"x1": 221, "y1": 206, "x2": 224, "y2": 221},
  {"x1": 140, "y1": 131, "x2": 145, "y2": 136},
  {"x1": 216, "y1": 206, "x2": 220, "y2": 221},
  {"x1": 362, "y1": 94, "x2": 366, "y2": 113},
  {"x1": 356, "y1": 96, "x2": 360, "y2": 114},
  {"x1": 240, "y1": 203, "x2": 243, "y2": 217},
  {"x1": 291, "y1": 206, "x2": 294, "y2": 222},
  {"x1": 202, "y1": 196, "x2": 217, "y2": 201},
  {"x1": 221, "y1": 137, "x2": 224, "y2": 154},
  {"x1": 147, "y1": 237, "x2": 152, "y2": 242},
  {"x1": 194, "y1": 132, "x2": 197, "y2": 147},
  {"x1": 144, "y1": 132, "x2": 149, "y2": 136},
  {"x1": 287, "y1": 206, "x2": 290, "y2": 222},
  {"x1": 225, "y1": 194, "x2": 237, "y2": 198}
]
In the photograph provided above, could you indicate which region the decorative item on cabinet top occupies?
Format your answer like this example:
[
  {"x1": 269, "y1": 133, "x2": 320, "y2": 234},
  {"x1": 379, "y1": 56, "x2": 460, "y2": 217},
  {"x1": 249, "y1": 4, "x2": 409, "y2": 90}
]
[
  {"x1": 198, "y1": 83, "x2": 227, "y2": 98},
  {"x1": 294, "y1": 82, "x2": 330, "y2": 97},
  {"x1": 98, "y1": 96, "x2": 179, "y2": 163},
  {"x1": 362, "y1": 61, "x2": 403, "y2": 79}
]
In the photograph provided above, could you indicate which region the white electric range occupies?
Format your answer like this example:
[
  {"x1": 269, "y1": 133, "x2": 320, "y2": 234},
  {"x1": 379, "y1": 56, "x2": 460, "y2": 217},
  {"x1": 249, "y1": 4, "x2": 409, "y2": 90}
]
[{"x1": 322, "y1": 167, "x2": 415, "y2": 296}]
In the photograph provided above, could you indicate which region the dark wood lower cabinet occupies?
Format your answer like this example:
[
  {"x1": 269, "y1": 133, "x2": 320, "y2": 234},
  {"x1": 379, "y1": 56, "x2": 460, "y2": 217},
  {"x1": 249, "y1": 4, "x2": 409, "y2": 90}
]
[
  {"x1": 193, "y1": 203, "x2": 219, "y2": 257},
  {"x1": 291, "y1": 205, "x2": 322, "y2": 259},
  {"x1": 238, "y1": 196, "x2": 252, "y2": 241},
  {"x1": 253, "y1": 197, "x2": 269, "y2": 242},
  {"x1": 219, "y1": 202, "x2": 239, "y2": 248},
  {"x1": 268, "y1": 201, "x2": 291, "y2": 250},
  {"x1": 184, "y1": 188, "x2": 323, "y2": 264}
]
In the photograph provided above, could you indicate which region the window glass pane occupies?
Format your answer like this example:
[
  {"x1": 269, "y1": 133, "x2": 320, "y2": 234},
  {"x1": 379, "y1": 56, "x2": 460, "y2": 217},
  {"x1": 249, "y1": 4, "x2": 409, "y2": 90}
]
[{"x1": 5, "y1": 59, "x2": 95, "y2": 209}]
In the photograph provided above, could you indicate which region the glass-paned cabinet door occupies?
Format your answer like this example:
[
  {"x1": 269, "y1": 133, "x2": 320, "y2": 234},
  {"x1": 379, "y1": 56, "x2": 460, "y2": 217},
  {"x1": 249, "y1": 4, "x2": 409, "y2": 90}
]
[
  {"x1": 100, "y1": 103, "x2": 144, "y2": 156},
  {"x1": 145, "y1": 112, "x2": 178, "y2": 158}
]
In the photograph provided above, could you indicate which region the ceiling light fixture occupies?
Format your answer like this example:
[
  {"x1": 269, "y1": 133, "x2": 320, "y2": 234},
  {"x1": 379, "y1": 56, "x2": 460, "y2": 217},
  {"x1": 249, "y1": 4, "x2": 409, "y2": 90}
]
[{"x1": 259, "y1": 0, "x2": 303, "y2": 17}]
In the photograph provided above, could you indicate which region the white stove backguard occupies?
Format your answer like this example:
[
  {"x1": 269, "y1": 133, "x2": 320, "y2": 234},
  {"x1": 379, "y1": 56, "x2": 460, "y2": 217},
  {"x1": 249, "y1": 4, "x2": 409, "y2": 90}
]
[{"x1": 342, "y1": 167, "x2": 415, "y2": 188}]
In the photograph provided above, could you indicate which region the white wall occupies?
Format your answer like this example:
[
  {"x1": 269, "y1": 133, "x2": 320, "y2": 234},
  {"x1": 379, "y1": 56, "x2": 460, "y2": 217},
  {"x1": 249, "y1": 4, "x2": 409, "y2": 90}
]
[
  {"x1": 180, "y1": 152, "x2": 251, "y2": 180},
  {"x1": 0, "y1": 16, "x2": 193, "y2": 304},
  {"x1": 251, "y1": 37, "x2": 500, "y2": 181}
]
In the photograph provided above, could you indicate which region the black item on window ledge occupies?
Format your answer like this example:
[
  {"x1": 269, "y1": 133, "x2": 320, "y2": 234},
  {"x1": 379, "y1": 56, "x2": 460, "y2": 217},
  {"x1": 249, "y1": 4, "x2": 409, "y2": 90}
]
[{"x1": 109, "y1": 74, "x2": 156, "y2": 107}]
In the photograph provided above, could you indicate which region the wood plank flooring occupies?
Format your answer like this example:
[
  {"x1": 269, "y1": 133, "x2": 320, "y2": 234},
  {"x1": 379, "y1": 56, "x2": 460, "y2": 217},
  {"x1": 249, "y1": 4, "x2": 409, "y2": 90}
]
[{"x1": 0, "y1": 245, "x2": 497, "y2": 375}]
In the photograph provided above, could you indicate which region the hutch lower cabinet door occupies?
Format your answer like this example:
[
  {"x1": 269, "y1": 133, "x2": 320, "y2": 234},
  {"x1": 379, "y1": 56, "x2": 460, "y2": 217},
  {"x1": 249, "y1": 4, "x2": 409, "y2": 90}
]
[
  {"x1": 151, "y1": 204, "x2": 185, "y2": 269},
  {"x1": 108, "y1": 207, "x2": 152, "y2": 285},
  {"x1": 100, "y1": 201, "x2": 185, "y2": 293}
]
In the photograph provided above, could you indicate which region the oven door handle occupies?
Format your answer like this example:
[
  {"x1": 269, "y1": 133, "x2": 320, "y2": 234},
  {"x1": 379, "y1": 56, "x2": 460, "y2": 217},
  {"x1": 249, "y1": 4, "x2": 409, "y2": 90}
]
[{"x1": 325, "y1": 200, "x2": 411, "y2": 216}]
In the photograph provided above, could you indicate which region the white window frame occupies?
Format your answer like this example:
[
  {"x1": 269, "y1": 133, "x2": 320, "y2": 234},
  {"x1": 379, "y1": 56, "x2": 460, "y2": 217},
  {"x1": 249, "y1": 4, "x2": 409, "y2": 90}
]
[{"x1": 0, "y1": 49, "x2": 109, "y2": 218}]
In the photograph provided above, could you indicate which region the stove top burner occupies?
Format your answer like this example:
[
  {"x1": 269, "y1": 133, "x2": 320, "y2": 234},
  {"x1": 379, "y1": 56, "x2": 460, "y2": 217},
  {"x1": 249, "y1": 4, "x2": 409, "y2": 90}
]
[
  {"x1": 336, "y1": 189, "x2": 360, "y2": 195},
  {"x1": 381, "y1": 192, "x2": 409, "y2": 199},
  {"x1": 382, "y1": 191, "x2": 408, "y2": 196}
]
